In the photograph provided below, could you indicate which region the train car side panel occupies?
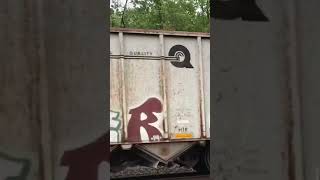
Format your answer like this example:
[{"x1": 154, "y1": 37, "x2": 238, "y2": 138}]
[
  {"x1": 110, "y1": 33, "x2": 123, "y2": 144},
  {"x1": 123, "y1": 34, "x2": 165, "y2": 143},
  {"x1": 164, "y1": 37, "x2": 202, "y2": 140}
]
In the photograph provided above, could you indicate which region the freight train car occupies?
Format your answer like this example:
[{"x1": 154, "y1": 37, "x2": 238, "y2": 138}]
[{"x1": 110, "y1": 28, "x2": 210, "y2": 172}]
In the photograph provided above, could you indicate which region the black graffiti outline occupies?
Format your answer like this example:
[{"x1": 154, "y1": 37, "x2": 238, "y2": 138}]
[
  {"x1": 169, "y1": 45, "x2": 194, "y2": 68},
  {"x1": 0, "y1": 151, "x2": 31, "y2": 180},
  {"x1": 211, "y1": 0, "x2": 269, "y2": 22}
]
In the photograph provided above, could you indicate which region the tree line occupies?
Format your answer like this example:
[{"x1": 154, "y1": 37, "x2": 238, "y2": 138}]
[{"x1": 110, "y1": 0, "x2": 210, "y2": 32}]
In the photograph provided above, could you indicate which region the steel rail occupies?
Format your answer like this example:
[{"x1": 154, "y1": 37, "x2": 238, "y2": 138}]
[{"x1": 112, "y1": 173, "x2": 210, "y2": 180}]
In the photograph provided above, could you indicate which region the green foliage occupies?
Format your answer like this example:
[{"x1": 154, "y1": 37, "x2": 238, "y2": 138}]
[{"x1": 110, "y1": 0, "x2": 210, "y2": 32}]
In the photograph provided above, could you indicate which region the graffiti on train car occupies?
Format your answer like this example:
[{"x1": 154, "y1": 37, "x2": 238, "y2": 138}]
[
  {"x1": 110, "y1": 111, "x2": 121, "y2": 143},
  {"x1": 0, "y1": 150, "x2": 31, "y2": 180},
  {"x1": 127, "y1": 97, "x2": 163, "y2": 142},
  {"x1": 60, "y1": 133, "x2": 108, "y2": 180}
]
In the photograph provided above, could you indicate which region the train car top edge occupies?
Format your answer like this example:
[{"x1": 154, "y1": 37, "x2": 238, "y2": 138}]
[{"x1": 110, "y1": 28, "x2": 210, "y2": 38}]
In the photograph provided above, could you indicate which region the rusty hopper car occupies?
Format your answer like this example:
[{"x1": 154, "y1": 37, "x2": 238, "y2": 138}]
[{"x1": 110, "y1": 28, "x2": 210, "y2": 171}]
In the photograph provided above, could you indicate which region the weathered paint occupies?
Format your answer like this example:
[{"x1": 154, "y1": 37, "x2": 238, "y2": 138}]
[
  {"x1": 0, "y1": 1, "x2": 46, "y2": 179},
  {"x1": 210, "y1": 0, "x2": 304, "y2": 180},
  {"x1": 44, "y1": 0, "x2": 108, "y2": 179},
  {"x1": 165, "y1": 37, "x2": 202, "y2": 140},
  {"x1": 135, "y1": 142, "x2": 196, "y2": 162},
  {"x1": 60, "y1": 133, "x2": 108, "y2": 180},
  {"x1": 299, "y1": 0, "x2": 320, "y2": 180},
  {"x1": 1, "y1": 0, "x2": 109, "y2": 180},
  {"x1": 4, "y1": 0, "x2": 320, "y2": 179},
  {"x1": 202, "y1": 38, "x2": 211, "y2": 138},
  {"x1": 0, "y1": 150, "x2": 31, "y2": 180},
  {"x1": 123, "y1": 34, "x2": 165, "y2": 143},
  {"x1": 110, "y1": 30, "x2": 210, "y2": 145}
]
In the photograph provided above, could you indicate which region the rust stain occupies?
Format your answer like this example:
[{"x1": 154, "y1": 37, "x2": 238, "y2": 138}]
[
  {"x1": 160, "y1": 147, "x2": 169, "y2": 156},
  {"x1": 197, "y1": 36, "x2": 206, "y2": 139},
  {"x1": 159, "y1": 35, "x2": 168, "y2": 138}
]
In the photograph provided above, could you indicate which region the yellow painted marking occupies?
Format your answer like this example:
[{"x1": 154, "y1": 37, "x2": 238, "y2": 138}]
[{"x1": 175, "y1": 133, "x2": 193, "y2": 138}]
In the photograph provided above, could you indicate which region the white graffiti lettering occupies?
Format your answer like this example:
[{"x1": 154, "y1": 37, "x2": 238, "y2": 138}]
[{"x1": 110, "y1": 111, "x2": 121, "y2": 143}]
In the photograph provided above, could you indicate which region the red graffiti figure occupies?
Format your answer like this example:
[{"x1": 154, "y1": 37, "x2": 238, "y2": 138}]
[
  {"x1": 60, "y1": 132, "x2": 109, "y2": 180},
  {"x1": 127, "y1": 98, "x2": 163, "y2": 142}
]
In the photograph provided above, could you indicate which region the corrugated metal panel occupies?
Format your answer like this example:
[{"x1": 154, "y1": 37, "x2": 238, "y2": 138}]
[
  {"x1": 110, "y1": 31, "x2": 210, "y2": 144},
  {"x1": 123, "y1": 34, "x2": 165, "y2": 143},
  {"x1": 164, "y1": 36, "x2": 202, "y2": 140}
]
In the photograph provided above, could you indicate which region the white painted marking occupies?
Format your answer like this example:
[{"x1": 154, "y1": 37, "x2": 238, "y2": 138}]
[
  {"x1": 110, "y1": 131, "x2": 119, "y2": 143},
  {"x1": 140, "y1": 112, "x2": 147, "y2": 121},
  {"x1": 177, "y1": 120, "x2": 190, "y2": 124},
  {"x1": 140, "y1": 127, "x2": 149, "y2": 142},
  {"x1": 110, "y1": 111, "x2": 120, "y2": 128},
  {"x1": 149, "y1": 112, "x2": 164, "y2": 135}
]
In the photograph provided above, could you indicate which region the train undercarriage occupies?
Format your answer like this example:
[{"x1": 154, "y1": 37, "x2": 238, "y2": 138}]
[{"x1": 110, "y1": 140, "x2": 210, "y2": 173}]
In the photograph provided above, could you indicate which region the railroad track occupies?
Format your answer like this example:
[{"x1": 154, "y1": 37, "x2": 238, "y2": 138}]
[
  {"x1": 157, "y1": 174, "x2": 211, "y2": 180},
  {"x1": 111, "y1": 172, "x2": 210, "y2": 180}
]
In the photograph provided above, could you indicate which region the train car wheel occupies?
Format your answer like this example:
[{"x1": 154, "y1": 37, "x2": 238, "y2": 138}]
[{"x1": 194, "y1": 145, "x2": 210, "y2": 172}]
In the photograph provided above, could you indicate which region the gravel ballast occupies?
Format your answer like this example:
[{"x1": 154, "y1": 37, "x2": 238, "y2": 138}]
[{"x1": 111, "y1": 163, "x2": 195, "y2": 179}]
